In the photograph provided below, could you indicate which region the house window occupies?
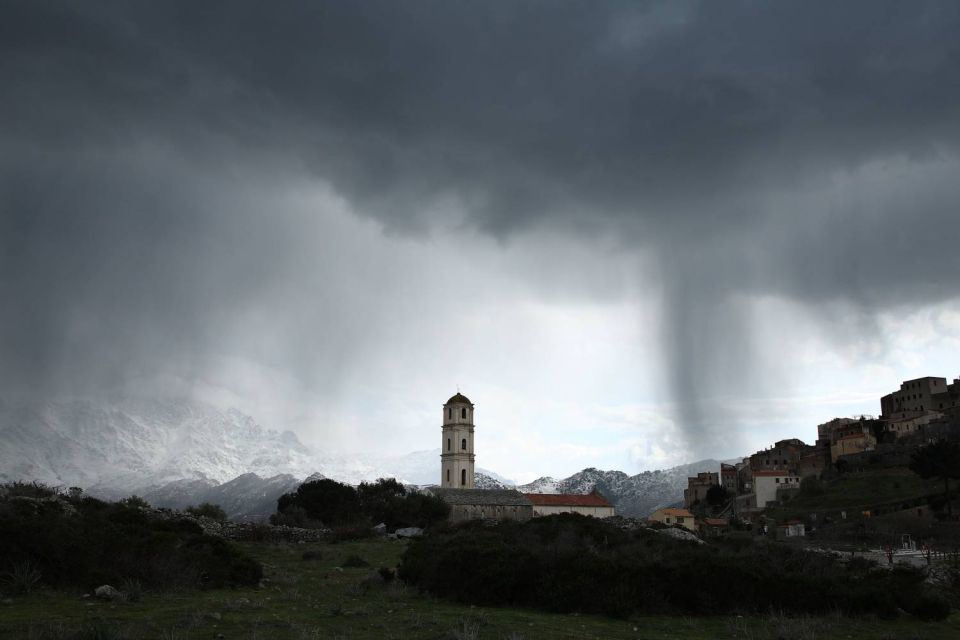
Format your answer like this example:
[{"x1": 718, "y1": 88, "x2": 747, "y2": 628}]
[
  {"x1": 461, "y1": 469, "x2": 466, "y2": 486},
  {"x1": 461, "y1": 408, "x2": 466, "y2": 419},
  {"x1": 461, "y1": 438, "x2": 467, "y2": 450}
]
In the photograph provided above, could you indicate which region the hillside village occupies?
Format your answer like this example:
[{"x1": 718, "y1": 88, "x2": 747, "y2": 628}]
[
  {"x1": 668, "y1": 375, "x2": 960, "y2": 540},
  {"x1": 409, "y1": 377, "x2": 959, "y2": 543}
]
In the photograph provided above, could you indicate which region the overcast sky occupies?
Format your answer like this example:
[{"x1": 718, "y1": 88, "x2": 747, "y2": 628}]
[{"x1": 3, "y1": 1, "x2": 960, "y2": 482}]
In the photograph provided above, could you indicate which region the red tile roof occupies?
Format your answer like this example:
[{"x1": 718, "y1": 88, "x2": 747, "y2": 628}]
[
  {"x1": 703, "y1": 518, "x2": 729, "y2": 526},
  {"x1": 524, "y1": 493, "x2": 612, "y2": 507},
  {"x1": 655, "y1": 507, "x2": 694, "y2": 518}
]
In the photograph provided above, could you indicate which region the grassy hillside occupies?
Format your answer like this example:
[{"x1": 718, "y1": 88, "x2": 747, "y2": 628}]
[
  {"x1": 763, "y1": 467, "x2": 950, "y2": 522},
  {"x1": 2, "y1": 537, "x2": 958, "y2": 639}
]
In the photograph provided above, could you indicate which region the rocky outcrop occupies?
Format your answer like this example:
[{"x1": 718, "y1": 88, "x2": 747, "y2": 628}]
[{"x1": 655, "y1": 526, "x2": 705, "y2": 545}]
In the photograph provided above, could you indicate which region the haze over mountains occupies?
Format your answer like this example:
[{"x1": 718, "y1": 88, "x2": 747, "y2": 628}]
[{"x1": 0, "y1": 397, "x2": 723, "y2": 518}]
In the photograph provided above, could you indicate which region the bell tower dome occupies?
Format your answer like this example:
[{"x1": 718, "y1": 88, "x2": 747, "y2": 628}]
[{"x1": 441, "y1": 392, "x2": 475, "y2": 488}]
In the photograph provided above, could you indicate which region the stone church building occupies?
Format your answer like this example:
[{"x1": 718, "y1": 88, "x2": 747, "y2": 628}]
[
  {"x1": 428, "y1": 392, "x2": 616, "y2": 522},
  {"x1": 430, "y1": 392, "x2": 533, "y2": 522}
]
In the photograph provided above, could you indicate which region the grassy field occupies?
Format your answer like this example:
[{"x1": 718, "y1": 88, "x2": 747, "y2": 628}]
[{"x1": 1, "y1": 537, "x2": 958, "y2": 639}]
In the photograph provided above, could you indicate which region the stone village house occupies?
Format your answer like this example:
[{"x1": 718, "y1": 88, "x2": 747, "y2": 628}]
[{"x1": 648, "y1": 507, "x2": 696, "y2": 532}]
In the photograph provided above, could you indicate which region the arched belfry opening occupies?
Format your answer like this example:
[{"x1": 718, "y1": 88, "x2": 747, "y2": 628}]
[{"x1": 440, "y1": 391, "x2": 475, "y2": 489}]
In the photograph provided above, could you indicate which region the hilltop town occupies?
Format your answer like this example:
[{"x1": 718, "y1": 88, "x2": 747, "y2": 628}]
[{"x1": 671, "y1": 375, "x2": 960, "y2": 542}]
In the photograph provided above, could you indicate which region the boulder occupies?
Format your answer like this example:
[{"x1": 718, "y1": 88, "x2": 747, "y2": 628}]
[
  {"x1": 94, "y1": 585, "x2": 121, "y2": 600},
  {"x1": 372, "y1": 522, "x2": 388, "y2": 536},
  {"x1": 394, "y1": 527, "x2": 423, "y2": 538}
]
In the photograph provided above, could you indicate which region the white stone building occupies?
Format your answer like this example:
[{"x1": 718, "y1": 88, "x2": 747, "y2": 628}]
[
  {"x1": 752, "y1": 470, "x2": 800, "y2": 508},
  {"x1": 524, "y1": 492, "x2": 614, "y2": 518}
]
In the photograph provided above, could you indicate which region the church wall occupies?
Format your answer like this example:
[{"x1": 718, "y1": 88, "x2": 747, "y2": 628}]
[
  {"x1": 448, "y1": 503, "x2": 533, "y2": 523},
  {"x1": 531, "y1": 505, "x2": 614, "y2": 518}
]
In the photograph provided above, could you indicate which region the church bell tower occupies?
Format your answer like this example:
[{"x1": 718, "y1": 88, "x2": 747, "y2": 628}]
[{"x1": 441, "y1": 392, "x2": 475, "y2": 488}]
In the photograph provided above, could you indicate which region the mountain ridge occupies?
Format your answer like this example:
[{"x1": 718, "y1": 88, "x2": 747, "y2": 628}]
[{"x1": 1, "y1": 396, "x2": 728, "y2": 519}]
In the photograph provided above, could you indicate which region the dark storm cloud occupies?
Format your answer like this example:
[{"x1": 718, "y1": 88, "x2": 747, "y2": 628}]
[{"x1": 3, "y1": 1, "x2": 960, "y2": 451}]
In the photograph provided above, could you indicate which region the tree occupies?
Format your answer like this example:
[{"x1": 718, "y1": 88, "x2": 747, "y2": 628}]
[
  {"x1": 357, "y1": 478, "x2": 450, "y2": 529},
  {"x1": 186, "y1": 502, "x2": 227, "y2": 522},
  {"x1": 357, "y1": 478, "x2": 407, "y2": 527},
  {"x1": 909, "y1": 439, "x2": 960, "y2": 518},
  {"x1": 275, "y1": 479, "x2": 362, "y2": 527}
]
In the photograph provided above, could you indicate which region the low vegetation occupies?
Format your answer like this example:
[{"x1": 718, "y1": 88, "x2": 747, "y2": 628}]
[
  {"x1": 2, "y1": 536, "x2": 957, "y2": 639},
  {"x1": 400, "y1": 514, "x2": 952, "y2": 620},
  {"x1": 910, "y1": 439, "x2": 960, "y2": 518},
  {"x1": 0, "y1": 483, "x2": 261, "y2": 594},
  {"x1": 764, "y1": 466, "x2": 949, "y2": 521},
  {"x1": 185, "y1": 502, "x2": 228, "y2": 522}
]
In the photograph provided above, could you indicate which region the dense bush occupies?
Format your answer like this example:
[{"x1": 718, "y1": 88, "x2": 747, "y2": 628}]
[
  {"x1": 913, "y1": 592, "x2": 952, "y2": 621},
  {"x1": 272, "y1": 477, "x2": 449, "y2": 530},
  {"x1": 185, "y1": 502, "x2": 227, "y2": 522},
  {"x1": 799, "y1": 475, "x2": 826, "y2": 497},
  {"x1": 0, "y1": 484, "x2": 261, "y2": 593},
  {"x1": 0, "y1": 481, "x2": 59, "y2": 499},
  {"x1": 399, "y1": 513, "x2": 942, "y2": 619},
  {"x1": 275, "y1": 479, "x2": 362, "y2": 527}
]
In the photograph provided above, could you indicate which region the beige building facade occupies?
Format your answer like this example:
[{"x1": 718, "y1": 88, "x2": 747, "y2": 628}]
[
  {"x1": 440, "y1": 392, "x2": 475, "y2": 489},
  {"x1": 649, "y1": 507, "x2": 696, "y2": 531},
  {"x1": 881, "y1": 376, "x2": 960, "y2": 419}
]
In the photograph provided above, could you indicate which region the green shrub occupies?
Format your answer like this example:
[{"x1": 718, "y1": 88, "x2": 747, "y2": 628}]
[
  {"x1": 398, "y1": 513, "x2": 928, "y2": 619},
  {"x1": 912, "y1": 592, "x2": 951, "y2": 621},
  {"x1": 269, "y1": 504, "x2": 323, "y2": 529},
  {"x1": 276, "y1": 479, "x2": 361, "y2": 527},
  {"x1": 180, "y1": 536, "x2": 263, "y2": 588},
  {"x1": 73, "y1": 620, "x2": 125, "y2": 640},
  {"x1": 185, "y1": 502, "x2": 227, "y2": 522},
  {"x1": 1, "y1": 560, "x2": 42, "y2": 594},
  {"x1": 1, "y1": 481, "x2": 59, "y2": 499},
  {"x1": 342, "y1": 554, "x2": 370, "y2": 568},
  {"x1": 799, "y1": 476, "x2": 825, "y2": 497},
  {"x1": 0, "y1": 489, "x2": 261, "y2": 593},
  {"x1": 120, "y1": 578, "x2": 143, "y2": 602}
]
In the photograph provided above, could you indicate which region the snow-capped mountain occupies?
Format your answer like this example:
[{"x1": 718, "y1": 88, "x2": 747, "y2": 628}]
[
  {"x1": 1, "y1": 395, "x2": 726, "y2": 520},
  {"x1": 519, "y1": 476, "x2": 561, "y2": 494},
  {"x1": 0, "y1": 397, "x2": 317, "y2": 488},
  {"x1": 135, "y1": 473, "x2": 304, "y2": 520},
  {"x1": 0, "y1": 397, "x2": 451, "y2": 489},
  {"x1": 518, "y1": 460, "x2": 727, "y2": 518},
  {"x1": 474, "y1": 471, "x2": 509, "y2": 490}
]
